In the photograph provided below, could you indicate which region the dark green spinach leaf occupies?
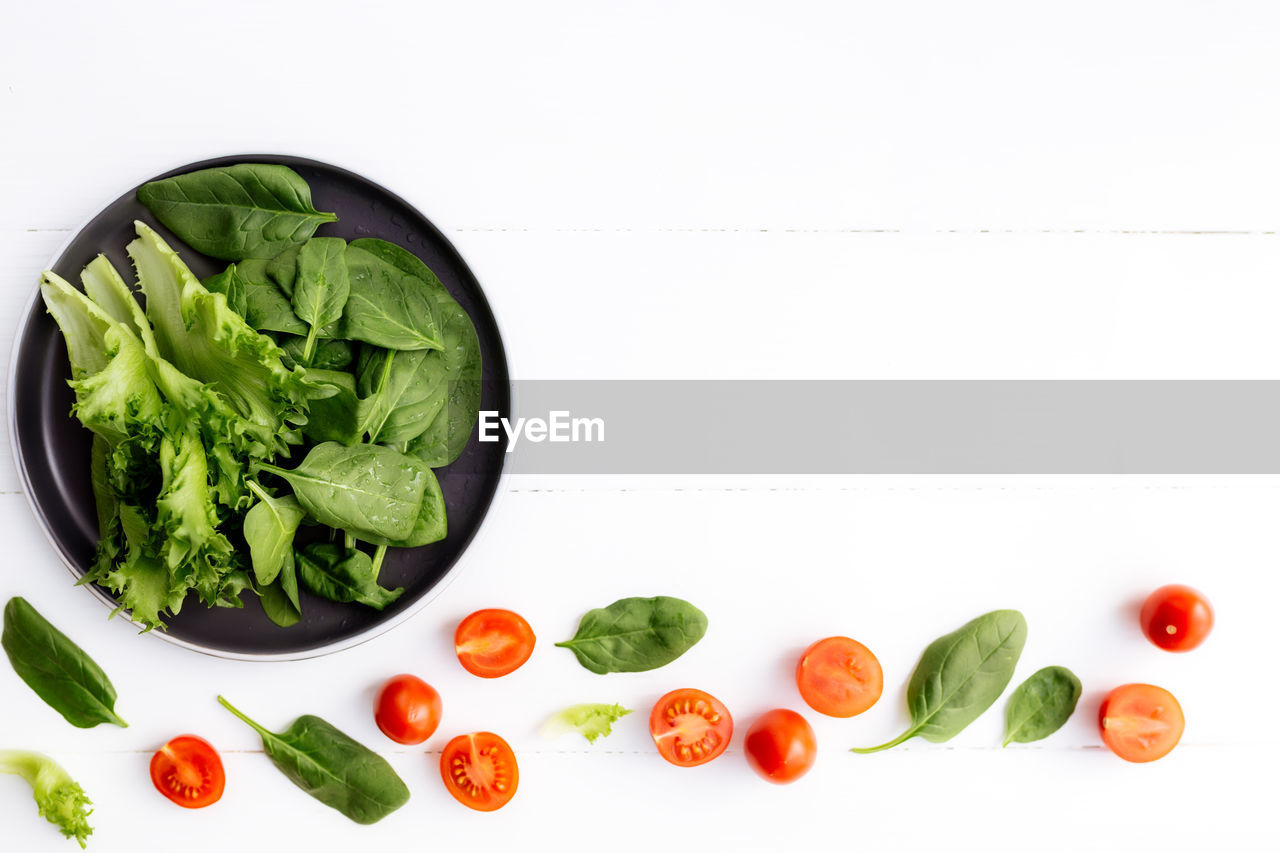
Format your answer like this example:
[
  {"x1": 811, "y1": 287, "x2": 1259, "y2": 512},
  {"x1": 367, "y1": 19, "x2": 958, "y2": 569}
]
[
  {"x1": 217, "y1": 696, "x2": 409, "y2": 824},
  {"x1": 301, "y1": 369, "x2": 362, "y2": 445},
  {"x1": 355, "y1": 348, "x2": 447, "y2": 446},
  {"x1": 292, "y1": 238, "x2": 349, "y2": 364},
  {"x1": 267, "y1": 244, "x2": 300, "y2": 297},
  {"x1": 556, "y1": 596, "x2": 707, "y2": 674},
  {"x1": 358, "y1": 467, "x2": 446, "y2": 548},
  {"x1": 137, "y1": 164, "x2": 337, "y2": 260},
  {"x1": 853, "y1": 610, "x2": 1026, "y2": 753},
  {"x1": 297, "y1": 544, "x2": 403, "y2": 610},
  {"x1": 1003, "y1": 665, "x2": 1081, "y2": 746},
  {"x1": 280, "y1": 336, "x2": 352, "y2": 371},
  {"x1": 257, "y1": 442, "x2": 428, "y2": 541},
  {"x1": 243, "y1": 482, "x2": 306, "y2": 586},
  {"x1": 2, "y1": 597, "x2": 127, "y2": 728},
  {"x1": 343, "y1": 242, "x2": 442, "y2": 351},
  {"x1": 405, "y1": 293, "x2": 482, "y2": 468}
]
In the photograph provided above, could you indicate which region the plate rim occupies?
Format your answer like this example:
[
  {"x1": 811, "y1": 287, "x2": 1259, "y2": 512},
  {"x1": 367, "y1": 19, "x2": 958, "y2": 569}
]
[{"x1": 7, "y1": 152, "x2": 512, "y2": 662}]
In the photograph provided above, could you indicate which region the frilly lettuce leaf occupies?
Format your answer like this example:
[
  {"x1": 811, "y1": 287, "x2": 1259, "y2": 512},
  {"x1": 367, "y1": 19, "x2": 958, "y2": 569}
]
[
  {"x1": 542, "y1": 703, "x2": 633, "y2": 744},
  {"x1": 0, "y1": 750, "x2": 94, "y2": 848}
]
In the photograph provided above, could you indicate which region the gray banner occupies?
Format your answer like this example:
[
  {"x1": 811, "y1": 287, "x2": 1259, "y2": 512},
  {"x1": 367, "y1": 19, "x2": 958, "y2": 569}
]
[{"x1": 470, "y1": 381, "x2": 1280, "y2": 474}]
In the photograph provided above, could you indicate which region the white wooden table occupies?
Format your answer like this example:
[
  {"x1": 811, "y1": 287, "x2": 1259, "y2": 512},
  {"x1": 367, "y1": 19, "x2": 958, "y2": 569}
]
[{"x1": 3, "y1": 2, "x2": 1277, "y2": 850}]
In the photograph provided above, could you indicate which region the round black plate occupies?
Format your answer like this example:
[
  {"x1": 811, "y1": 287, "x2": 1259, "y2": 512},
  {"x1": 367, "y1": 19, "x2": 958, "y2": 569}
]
[{"x1": 10, "y1": 155, "x2": 510, "y2": 658}]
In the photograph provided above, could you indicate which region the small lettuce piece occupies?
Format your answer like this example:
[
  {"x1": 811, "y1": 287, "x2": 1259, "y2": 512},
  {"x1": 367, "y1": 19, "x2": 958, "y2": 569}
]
[
  {"x1": 543, "y1": 703, "x2": 633, "y2": 744},
  {"x1": 0, "y1": 750, "x2": 93, "y2": 847}
]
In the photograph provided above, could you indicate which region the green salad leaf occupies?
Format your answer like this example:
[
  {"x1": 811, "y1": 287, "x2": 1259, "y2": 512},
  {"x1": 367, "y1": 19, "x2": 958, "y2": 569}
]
[
  {"x1": 0, "y1": 750, "x2": 93, "y2": 847},
  {"x1": 1003, "y1": 665, "x2": 1082, "y2": 746},
  {"x1": 136, "y1": 163, "x2": 337, "y2": 260},
  {"x1": 556, "y1": 596, "x2": 708, "y2": 674},
  {"x1": 2, "y1": 597, "x2": 126, "y2": 729},
  {"x1": 544, "y1": 703, "x2": 633, "y2": 743}
]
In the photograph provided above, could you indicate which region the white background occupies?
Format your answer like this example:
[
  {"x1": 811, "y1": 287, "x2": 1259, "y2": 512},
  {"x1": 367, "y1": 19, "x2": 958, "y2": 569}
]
[{"x1": 2, "y1": 1, "x2": 1279, "y2": 850}]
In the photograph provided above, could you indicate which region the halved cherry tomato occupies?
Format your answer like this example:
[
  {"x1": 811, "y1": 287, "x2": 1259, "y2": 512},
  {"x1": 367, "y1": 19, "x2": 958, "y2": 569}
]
[
  {"x1": 1099, "y1": 683, "x2": 1185, "y2": 763},
  {"x1": 440, "y1": 732, "x2": 519, "y2": 811},
  {"x1": 455, "y1": 609, "x2": 536, "y2": 678},
  {"x1": 744, "y1": 709, "x2": 817, "y2": 784},
  {"x1": 649, "y1": 688, "x2": 733, "y2": 767},
  {"x1": 375, "y1": 674, "x2": 442, "y2": 745},
  {"x1": 149, "y1": 735, "x2": 225, "y2": 808},
  {"x1": 796, "y1": 636, "x2": 883, "y2": 717},
  {"x1": 1140, "y1": 584, "x2": 1213, "y2": 652}
]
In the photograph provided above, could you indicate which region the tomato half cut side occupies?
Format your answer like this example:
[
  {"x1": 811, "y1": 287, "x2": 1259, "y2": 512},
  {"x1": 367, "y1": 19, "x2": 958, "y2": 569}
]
[
  {"x1": 1099, "y1": 683, "x2": 1185, "y2": 763},
  {"x1": 1140, "y1": 584, "x2": 1214, "y2": 652},
  {"x1": 455, "y1": 609, "x2": 536, "y2": 678},
  {"x1": 149, "y1": 735, "x2": 225, "y2": 808},
  {"x1": 440, "y1": 732, "x2": 519, "y2": 811},
  {"x1": 649, "y1": 688, "x2": 733, "y2": 767},
  {"x1": 375, "y1": 674, "x2": 443, "y2": 745},
  {"x1": 796, "y1": 636, "x2": 884, "y2": 718}
]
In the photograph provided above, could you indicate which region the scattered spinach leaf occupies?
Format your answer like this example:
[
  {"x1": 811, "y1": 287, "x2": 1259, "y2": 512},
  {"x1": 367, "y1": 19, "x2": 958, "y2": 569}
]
[
  {"x1": 137, "y1": 163, "x2": 337, "y2": 260},
  {"x1": 852, "y1": 609, "x2": 1026, "y2": 753},
  {"x1": 217, "y1": 695, "x2": 409, "y2": 824},
  {"x1": 1002, "y1": 665, "x2": 1082, "y2": 746},
  {"x1": 257, "y1": 442, "x2": 428, "y2": 541},
  {"x1": 1, "y1": 597, "x2": 127, "y2": 728},
  {"x1": 296, "y1": 544, "x2": 403, "y2": 610},
  {"x1": 556, "y1": 596, "x2": 708, "y2": 674}
]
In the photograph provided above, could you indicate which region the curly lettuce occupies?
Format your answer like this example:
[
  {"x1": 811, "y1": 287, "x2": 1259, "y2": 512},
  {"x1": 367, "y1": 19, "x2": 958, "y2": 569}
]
[{"x1": 0, "y1": 750, "x2": 93, "y2": 847}]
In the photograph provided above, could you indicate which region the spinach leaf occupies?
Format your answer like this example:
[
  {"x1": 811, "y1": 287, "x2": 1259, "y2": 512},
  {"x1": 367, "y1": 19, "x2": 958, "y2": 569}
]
[
  {"x1": 300, "y1": 368, "x2": 361, "y2": 445},
  {"x1": 405, "y1": 293, "x2": 482, "y2": 468},
  {"x1": 267, "y1": 244, "x2": 301, "y2": 297},
  {"x1": 217, "y1": 696, "x2": 409, "y2": 824},
  {"x1": 556, "y1": 596, "x2": 707, "y2": 674},
  {"x1": 280, "y1": 336, "x2": 353, "y2": 371},
  {"x1": 343, "y1": 241, "x2": 443, "y2": 351},
  {"x1": 243, "y1": 481, "x2": 306, "y2": 586},
  {"x1": 1002, "y1": 665, "x2": 1081, "y2": 746},
  {"x1": 291, "y1": 238, "x2": 349, "y2": 364},
  {"x1": 297, "y1": 544, "x2": 403, "y2": 610},
  {"x1": 1, "y1": 597, "x2": 127, "y2": 728},
  {"x1": 257, "y1": 442, "x2": 428, "y2": 541},
  {"x1": 259, "y1": 571, "x2": 302, "y2": 628},
  {"x1": 852, "y1": 610, "x2": 1026, "y2": 753},
  {"x1": 355, "y1": 347, "x2": 447, "y2": 446},
  {"x1": 358, "y1": 467, "x2": 446, "y2": 548},
  {"x1": 137, "y1": 163, "x2": 337, "y2": 260},
  {"x1": 204, "y1": 262, "x2": 308, "y2": 337}
]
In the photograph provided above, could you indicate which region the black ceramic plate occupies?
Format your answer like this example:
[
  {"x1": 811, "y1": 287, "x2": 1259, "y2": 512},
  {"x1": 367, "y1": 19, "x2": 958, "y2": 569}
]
[{"x1": 9, "y1": 155, "x2": 510, "y2": 659}]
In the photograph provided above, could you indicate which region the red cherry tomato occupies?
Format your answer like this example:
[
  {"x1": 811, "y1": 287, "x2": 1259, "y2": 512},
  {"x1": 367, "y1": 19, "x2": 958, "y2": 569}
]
[
  {"x1": 440, "y1": 732, "x2": 519, "y2": 811},
  {"x1": 649, "y1": 688, "x2": 733, "y2": 767},
  {"x1": 374, "y1": 674, "x2": 442, "y2": 745},
  {"x1": 796, "y1": 636, "x2": 883, "y2": 717},
  {"x1": 744, "y1": 709, "x2": 817, "y2": 784},
  {"x1": 1099, "y1": 683, "x2": 1184, "y2": 763},
  {"x1": 1140, "y1": 584, "x2": 1213, "y2": 652},
  {"x1": 149, "y1": 735, "x2": 225, "y2": 808},
  {"x1": 455, "y1": 609, "x2": 536, "y2": 678}
]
